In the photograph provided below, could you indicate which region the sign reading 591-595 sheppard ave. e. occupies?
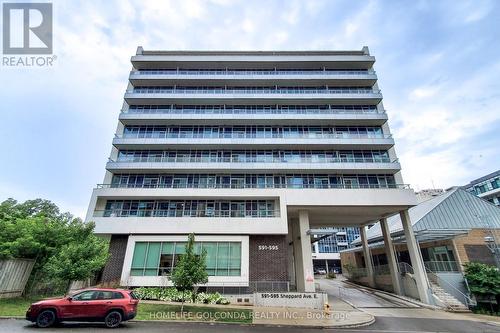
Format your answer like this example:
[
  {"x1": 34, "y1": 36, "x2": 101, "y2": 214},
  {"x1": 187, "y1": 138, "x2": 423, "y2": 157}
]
[
  {"x1": 2, "y1": 2, "x2": 56, "y2": 67},
  {"x1": 254, "y1": 292, "x2": 328, "y2": 309}
]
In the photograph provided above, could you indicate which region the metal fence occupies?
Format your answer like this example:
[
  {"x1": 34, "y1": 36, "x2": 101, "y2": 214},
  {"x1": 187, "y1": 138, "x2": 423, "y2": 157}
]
[
  {"x1": 343, "y1": 266, "x2": 368, "y2": 279},
  {"x1": 0, "y1": 259, "x2": 35, "y2": 298},
  {"x1": 423, "y1": 261, "x2": 459, "y2": 272}
]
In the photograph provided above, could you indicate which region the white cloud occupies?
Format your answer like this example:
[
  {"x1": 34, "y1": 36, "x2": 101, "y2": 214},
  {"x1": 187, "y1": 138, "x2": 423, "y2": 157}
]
[
  {"x1": 462, "y1": 0, "x2": 494, "y2": 23},
  {"x1": 408, "y1": 85, "x2": 440, "y2": 100}
]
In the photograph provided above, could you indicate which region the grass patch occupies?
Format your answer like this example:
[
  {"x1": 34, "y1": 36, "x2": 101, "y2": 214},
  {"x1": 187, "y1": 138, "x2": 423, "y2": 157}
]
[
  {"x1": 0, "y1": 297, "x2": 41, "y2": 317},
  {"x1": 0, "y1": 298, "x2": 252, "y2": 324},
  {"x1": 137, "y1": 303, "x2": 252, "y2": 323}
]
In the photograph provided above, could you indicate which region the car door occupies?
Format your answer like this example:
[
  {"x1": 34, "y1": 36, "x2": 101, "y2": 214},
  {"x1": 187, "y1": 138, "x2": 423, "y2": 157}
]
[
  {"x1": 60, "y1": 290, "x2": 98, "y2": 319},
  {"x1": 100, "y1": 291, "x2": 126, "y2": 317},
  {"x1": 92, "y1": 291, "x2": 115, "y2": 318}
]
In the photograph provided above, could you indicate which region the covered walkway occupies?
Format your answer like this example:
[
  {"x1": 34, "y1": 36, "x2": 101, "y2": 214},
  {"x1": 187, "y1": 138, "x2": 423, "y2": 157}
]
[{"x1": 287, "y1": 202, "x2": 433, "y2": 305}]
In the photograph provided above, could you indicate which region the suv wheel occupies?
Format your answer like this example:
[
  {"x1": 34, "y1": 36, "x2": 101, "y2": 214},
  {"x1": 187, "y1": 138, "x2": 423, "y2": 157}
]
[
  {"x1": 104, "y1": 310, "x2": 122, "y2": 328},
  {"x1": 36, "y1": 309, "x2": 57, "y2": 328}
]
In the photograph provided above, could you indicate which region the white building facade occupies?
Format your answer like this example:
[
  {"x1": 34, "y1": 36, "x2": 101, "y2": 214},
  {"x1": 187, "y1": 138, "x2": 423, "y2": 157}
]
[{"x1": 86, "y1": 47, "x2": 425, "y2": 296}]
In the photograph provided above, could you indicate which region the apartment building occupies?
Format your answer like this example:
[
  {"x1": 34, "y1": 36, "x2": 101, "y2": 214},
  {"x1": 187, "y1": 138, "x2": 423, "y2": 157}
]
[
  {"x1": 85, "y1": 47, "x2": 422, "y2": 296},
  {"x1": 463, "y1": 170, "x2": 500, "y2": 207},
  {"x1": 312, "y1": 227, "x2": 360, "y2": 273}
]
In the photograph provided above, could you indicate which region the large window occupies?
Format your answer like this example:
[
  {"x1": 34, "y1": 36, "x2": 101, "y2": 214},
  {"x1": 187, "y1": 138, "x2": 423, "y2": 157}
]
[
  {"x1": 126, "y1": 104, "x2": 379, "y2": 115},
  {"x1": 130, "y1": 241, "x2": 242, "y2": 277},
  {"x1": 117, "y1": 149, "x2": 390, "y2": 164},
  {"x1": 109, "y1": 174, "x2": 398, "y2": 190},
  {"x1": 121, "y1": 125, "x2": 385, "y2": 139},
  {"x1": 102, "y1": 199, "x2": 277, "y2": 218}
]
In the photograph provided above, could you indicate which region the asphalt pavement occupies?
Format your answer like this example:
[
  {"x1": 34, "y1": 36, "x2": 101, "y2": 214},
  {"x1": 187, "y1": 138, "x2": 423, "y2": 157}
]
[{"x1": 1, "y1": 317, "x2": 499, "y2": 333}]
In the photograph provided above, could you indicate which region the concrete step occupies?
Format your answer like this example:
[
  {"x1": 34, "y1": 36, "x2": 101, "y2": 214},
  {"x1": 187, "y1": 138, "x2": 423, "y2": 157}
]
[{"x1": 429, "y1": 283, "x2": 470, "y2": 312}]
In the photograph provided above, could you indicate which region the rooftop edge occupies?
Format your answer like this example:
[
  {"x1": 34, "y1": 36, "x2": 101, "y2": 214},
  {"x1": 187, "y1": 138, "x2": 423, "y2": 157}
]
[{"x1": 135, "y1": 46, "x2": 371, "y2": 56}]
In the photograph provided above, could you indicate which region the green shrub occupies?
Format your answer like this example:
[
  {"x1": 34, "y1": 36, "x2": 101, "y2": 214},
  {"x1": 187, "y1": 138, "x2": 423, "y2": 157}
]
[
  {"x1": 132, "y1": 287, "x2": 230, "y2": 305},
  {"x1": 326, "y1": 272, "x2": 336, "y2": 279}
]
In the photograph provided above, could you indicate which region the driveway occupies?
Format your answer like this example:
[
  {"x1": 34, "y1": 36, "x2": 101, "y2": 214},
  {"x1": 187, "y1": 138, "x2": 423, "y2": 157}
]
[
  {"x1": 317, "y1": 275, "x2": 417, "y2": 309},
  {"x1": 316, "y1": 275, "x2": 500, "y2": 332}
]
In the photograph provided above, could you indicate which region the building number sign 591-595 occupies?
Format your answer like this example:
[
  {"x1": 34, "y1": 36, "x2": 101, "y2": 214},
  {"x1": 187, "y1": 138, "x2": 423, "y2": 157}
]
[{"x1": 258, "y1": 245, "x2": 279, "y2": 251}]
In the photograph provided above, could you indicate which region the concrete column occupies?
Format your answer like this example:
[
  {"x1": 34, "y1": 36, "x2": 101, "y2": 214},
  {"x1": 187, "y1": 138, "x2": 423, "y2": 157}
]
[
  {"x1": 380, "y1": 218, "x2": 402, "y2": 295},
  {"x1": 450, "y1": 239, "x2": 464, "y2": 273},
  {"x1": 400, "y1": 209, "x2": 431, "y2": 304},
  {"x1": 360, "y1": 226, "x2": 376, "y2": 288},
  {"x1": 325, "y1": 260, "x2": 329, "y2": 274},
  {"x1": 292, "y1": 210, "x2": 315, "y2": 292}
]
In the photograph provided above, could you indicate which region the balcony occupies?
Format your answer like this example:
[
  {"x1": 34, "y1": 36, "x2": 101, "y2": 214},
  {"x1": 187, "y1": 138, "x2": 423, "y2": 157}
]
[
  {"x1": 93, "y1": 208, "x2": 279, "y2": 218},
  {"x1": 96, "y1": 183, "x2": 410, "y2": 190},
  {"x1": 129, "y1": 69, "x2": 377, "y2": 86},
  {"x1": 124, "y1": 87, "x2": 382, "y2": 105},
  {"x1": 119, "y1": 106, "x2": 388, "y2": 126},
  {"x1": 131, "y1": 51, "x2": 376, "y2": 70},
  {"x1": 106, "y1": 157, "x2": 401, "y2": 174},
  {"x1": 112, "y1": 134, "x2": 394, "y2": 150}
]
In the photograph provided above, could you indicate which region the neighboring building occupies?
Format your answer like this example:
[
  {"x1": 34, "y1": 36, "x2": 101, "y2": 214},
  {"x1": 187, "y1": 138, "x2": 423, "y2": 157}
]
[
  {"x1": 415, "y1": 188, "x2": 445, "y2": 203},
  {"x1": 462, "y1": 170, "x2": 500, "y2": 207},
  {"x1": 340, "y1": 188, "x2": 500, "y2": 308},
  {"x1": 312, "y1": 227, "x2": 360, "y2": 272},
  {"x1": 85, "y1": 47, "x2": 418, "y2": 294}
]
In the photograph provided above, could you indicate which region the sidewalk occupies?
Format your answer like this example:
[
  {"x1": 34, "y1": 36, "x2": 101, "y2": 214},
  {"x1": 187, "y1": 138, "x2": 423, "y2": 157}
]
[
  {"x1": 142, "y1": 298, "x2": 375, "y2": 328},
  {"x1": 251, "y1": 306, "x2": 374, "y2": 328}
]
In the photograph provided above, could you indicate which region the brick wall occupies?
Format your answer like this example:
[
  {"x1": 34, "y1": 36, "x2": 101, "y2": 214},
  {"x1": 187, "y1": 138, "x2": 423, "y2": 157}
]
[
  {"x1": 454, "y1": 229, "x2": 500, "y2": 265},
  {"x1": 101, "y1": 235, "x2": 128, "y2": 282},
  {"x1": 340, "y1": 251, "x2": 357, "y2": 267},
  {"x1": 249, "y1": 235, "x2": 288, "y2": 282}
]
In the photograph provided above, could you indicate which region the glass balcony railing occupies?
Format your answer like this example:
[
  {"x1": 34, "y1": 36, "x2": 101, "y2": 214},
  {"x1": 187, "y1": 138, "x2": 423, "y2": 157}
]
[
  {"x1": 96, "y1": 183, "x2": 410, "y2": 190},
  {"x1": 131, "y1": 69, "x2": 375, "y2": 76},
  {"x1": 116, "y1": 132, "x2": 391, "y2": 140},
  {"x1": 110, "y1": 156, "x2": 396, "y2": 164},
  {"x1": 128, "y1": 87, "x2": 380, "y2": 95},
  {"x1": 93, "y1": 208, "x2": 279, "y2": 218},
  {"x1": 122, "y1": 106, "x2": 385, "y2": 115},
  {"x1": 423, "y1": 261, "x2": 460, "y2": 272}
]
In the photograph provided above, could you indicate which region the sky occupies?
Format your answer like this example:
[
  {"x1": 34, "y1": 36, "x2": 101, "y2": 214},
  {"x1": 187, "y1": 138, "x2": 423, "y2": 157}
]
[{"x1": 0, "y1": 0, "x2": 499, "y2": 218}]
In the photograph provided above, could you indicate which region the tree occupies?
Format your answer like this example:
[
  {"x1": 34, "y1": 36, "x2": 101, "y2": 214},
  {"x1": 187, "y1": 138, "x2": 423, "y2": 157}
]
[
  {"x1": 170, "y1": 233, "x2": 208, "y2": 312},
  {"x1": 43, "y1": 222, "x2": 109, "y2": 292},
  {"x1": 464, "y1": 262, "x2": 500, "y2": 297},
  {"x1": 0, "y1": 198, "x2": 109, "y2": 294}
]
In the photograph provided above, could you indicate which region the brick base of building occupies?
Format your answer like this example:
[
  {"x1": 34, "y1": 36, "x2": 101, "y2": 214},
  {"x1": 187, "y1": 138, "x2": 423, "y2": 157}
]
[
  {"x1": 100, "y1": 235, "x2": 128, "y2": 283},
  {"x1": 249, "y1": 235, "x2": 288, "y2": 284}
]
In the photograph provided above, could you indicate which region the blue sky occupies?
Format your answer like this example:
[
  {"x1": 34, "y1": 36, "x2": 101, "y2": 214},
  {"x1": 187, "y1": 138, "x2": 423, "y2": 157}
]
[{"x1": 0, "y1": 0, "x2": 499, "y2": 218}]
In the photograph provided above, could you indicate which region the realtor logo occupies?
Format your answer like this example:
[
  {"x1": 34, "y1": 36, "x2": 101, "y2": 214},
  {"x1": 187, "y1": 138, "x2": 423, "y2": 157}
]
[{"x1": 2, "y1": 2, "x2": 53, "y2": 54}]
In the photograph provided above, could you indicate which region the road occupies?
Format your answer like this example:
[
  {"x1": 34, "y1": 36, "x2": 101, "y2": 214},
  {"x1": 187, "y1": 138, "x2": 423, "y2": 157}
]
[{"x1": 1, "y1": 317, "x2": 499, "y2": 333}]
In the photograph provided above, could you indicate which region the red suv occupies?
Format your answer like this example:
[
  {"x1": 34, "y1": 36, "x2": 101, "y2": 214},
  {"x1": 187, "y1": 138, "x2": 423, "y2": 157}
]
[{"x1": 26, "y1": 288, "x2": 139, "y2": 328}]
